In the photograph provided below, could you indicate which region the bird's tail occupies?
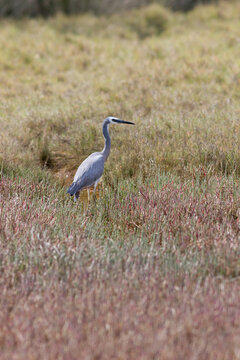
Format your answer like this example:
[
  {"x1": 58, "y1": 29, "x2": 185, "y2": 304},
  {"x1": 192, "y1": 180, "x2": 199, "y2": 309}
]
[{"x1": 67, "y1": 182, "x2": 79, "y2": 196}]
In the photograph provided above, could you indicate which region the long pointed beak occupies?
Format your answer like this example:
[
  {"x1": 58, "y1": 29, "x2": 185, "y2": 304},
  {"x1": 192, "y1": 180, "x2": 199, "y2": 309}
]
[{"x1": 113, "y1": 119, "x2": 135, "y2": 125}]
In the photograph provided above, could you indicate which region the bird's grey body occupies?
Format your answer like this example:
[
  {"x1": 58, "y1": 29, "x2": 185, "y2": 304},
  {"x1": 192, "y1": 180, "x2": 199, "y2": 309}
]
[
  {"x1": 67, "y1": 152, "x2": 104, "y2": 201},
  {"x1": 67, "y1": 116, "x2": 134, "y2": 201}
]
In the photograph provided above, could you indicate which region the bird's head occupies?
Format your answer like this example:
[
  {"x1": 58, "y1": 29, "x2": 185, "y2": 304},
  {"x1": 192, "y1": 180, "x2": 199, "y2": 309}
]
[{"x1": 107, "y1": 116, "x2": 135, "y2": 125}]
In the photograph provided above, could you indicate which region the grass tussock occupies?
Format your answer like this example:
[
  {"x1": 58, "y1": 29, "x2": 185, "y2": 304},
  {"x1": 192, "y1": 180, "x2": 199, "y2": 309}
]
[{"x1": 124, "y1": 4, "x2": 171, "y2": 38}]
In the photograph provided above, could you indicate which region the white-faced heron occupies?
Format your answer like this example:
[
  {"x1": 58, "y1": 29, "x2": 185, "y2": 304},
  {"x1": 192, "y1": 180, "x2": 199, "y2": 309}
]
[{"x1": 67, "y1": 116, "x2": 135, "y2": 201}]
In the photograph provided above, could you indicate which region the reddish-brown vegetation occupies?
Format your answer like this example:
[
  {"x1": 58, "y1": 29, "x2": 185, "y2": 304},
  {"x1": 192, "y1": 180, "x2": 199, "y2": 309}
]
[
  {"x1": 0, "y1": 174, "x2": 239, "y2": 359},
  {"x1": 0, "y1": 275, "x2": 239, "y2": 360}
]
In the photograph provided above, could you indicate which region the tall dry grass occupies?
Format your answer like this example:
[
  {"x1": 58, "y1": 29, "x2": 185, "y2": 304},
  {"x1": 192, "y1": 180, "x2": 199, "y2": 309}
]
[{"x1": 0, "y1": 2, "x2": 240, "y2": 184}]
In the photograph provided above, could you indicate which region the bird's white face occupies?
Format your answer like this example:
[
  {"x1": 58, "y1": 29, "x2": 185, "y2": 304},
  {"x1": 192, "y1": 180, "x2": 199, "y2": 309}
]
[
  {"x1": 107, "y1": 117, "x2": 135, "y2": 126},
  {"x1": 108, "y1": 117, "x2": 120, "y2": 124}
]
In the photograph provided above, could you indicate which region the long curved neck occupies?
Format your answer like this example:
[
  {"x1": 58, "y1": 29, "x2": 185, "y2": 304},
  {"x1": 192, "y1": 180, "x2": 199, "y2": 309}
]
[{"x1": 101, "y1": 120, "x2": 111, "y2": 161}]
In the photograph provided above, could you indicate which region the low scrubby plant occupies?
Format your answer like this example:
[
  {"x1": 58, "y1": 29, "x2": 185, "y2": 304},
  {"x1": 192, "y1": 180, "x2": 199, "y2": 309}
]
[{"x1": 124, "y1": 4, "x2": 170, "y2": 38}]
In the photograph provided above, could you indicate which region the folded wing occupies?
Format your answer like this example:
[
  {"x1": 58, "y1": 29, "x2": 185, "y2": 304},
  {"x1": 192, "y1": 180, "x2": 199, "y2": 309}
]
[{"x1": 67, "y1": 153, "x2": 104, "y2": 196}]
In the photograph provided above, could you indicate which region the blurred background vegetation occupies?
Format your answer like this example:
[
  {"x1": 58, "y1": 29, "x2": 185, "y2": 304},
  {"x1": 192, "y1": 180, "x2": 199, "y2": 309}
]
[
  {"x1": 0, "y1": 0, "x2": 239, "y2": 185},
  {"x1": 0, "y1": 0, "x2": 217, "y2": 17}
]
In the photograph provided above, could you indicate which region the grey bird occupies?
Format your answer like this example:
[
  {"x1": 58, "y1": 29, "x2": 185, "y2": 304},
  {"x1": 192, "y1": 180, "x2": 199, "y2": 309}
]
[{"x1": 67, "y1": 116, "x2": 135, "y2": 202}]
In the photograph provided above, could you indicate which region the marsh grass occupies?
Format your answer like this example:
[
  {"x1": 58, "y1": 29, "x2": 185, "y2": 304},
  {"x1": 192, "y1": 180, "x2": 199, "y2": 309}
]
[
  {"x1": 0, "y1": 167, "x2": 239, "y2": 281},
  {"x1": 0, "y1": 2, "x2": 240, "y2": 183},
  {"x1": 0, "y1": 1, "x2": 240, "y2": 358},
  {"x1": 0, "y1": 167, "x2": 240, "y2": 358}
]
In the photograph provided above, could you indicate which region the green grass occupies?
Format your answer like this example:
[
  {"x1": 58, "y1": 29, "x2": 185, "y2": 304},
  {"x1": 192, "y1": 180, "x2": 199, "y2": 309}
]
[{"x1": 0, "y1": 2, "x2": 240, "y2": 359}]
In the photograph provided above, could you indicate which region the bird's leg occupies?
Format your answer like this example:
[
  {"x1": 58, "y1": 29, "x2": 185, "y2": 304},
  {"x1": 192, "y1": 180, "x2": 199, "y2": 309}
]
[
  {"x1": 93, "y1": 178, "x2": 100, "y2": 201},
  {"x1": 87, "y1": 188, "x2": 90, "y2": 202}
]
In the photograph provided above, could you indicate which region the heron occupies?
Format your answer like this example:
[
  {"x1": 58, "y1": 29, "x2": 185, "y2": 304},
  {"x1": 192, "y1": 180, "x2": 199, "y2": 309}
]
[{"x1": 67, "y1": 116, "x2": 135, "y2": 202}]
